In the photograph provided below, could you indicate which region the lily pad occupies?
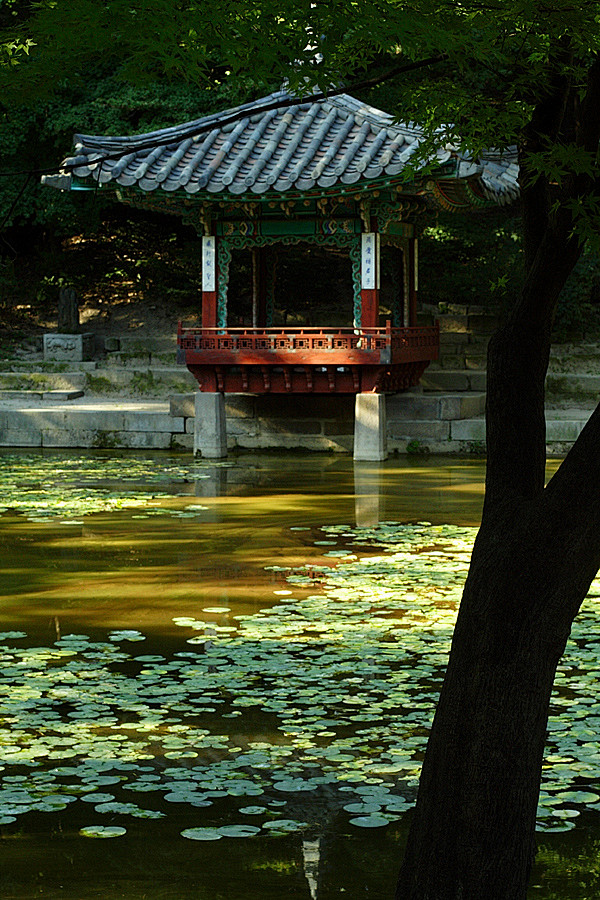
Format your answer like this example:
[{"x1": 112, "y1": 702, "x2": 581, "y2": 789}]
[
  {"x1": 219, "y1": 824, "x2": 261, "y2": 838},
  {"x1": 348, "y1": 815, "x2": 390, "y2": 828},
  {"x1": 181, "y1": 827, "x2": 223, "y2": 841},
  {"x1": 80, "y1": 825, "x2": 127, "y2": 838}
]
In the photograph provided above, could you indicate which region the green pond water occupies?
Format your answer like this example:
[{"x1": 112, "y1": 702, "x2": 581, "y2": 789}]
[{"x1": 0, "y1": 450, "x2": 599, "y2": 899}]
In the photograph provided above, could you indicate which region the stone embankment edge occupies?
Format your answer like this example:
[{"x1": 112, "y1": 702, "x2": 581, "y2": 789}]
[{"x1": 0, "y1": 394, "x2": 591, "y2": 456}]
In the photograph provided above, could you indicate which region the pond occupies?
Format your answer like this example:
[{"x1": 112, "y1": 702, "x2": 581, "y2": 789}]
[{"x1": 0, "y1": 450, "x2": 599, "y2": 899}]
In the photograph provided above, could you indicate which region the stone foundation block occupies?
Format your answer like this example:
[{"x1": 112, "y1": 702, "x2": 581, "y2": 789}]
[
  {"x1": 42, "y1": 429, "x2": 98, "y2": 448},
  {"x1": 44, "y1": 333, "x2": 95, "y2": 362},
  {"x1": 225, "y1": 396, "x2": 257, "y2": 417},
  {"x1": 226, "y1": 418, "x2": 259, "y2": 436},
  {"x1": 469, "y1": 372, "x2": 487, "y2": 391},
  {"x1": 323, "y1": 421, "x2": 355, "y2": 435},
  {"x1": 389, "y1": 420, "x2": 451, "y2": 441},
  {"x1": 0, "y1": 427, "x2": 42, "y2": 447},
  {"x1": 450, "y1": 419, "x2": 486, "y2": 441},
  {"x1": 546, "y1": 419, "x2": 585, "y2": 441},
  {"x1": 121, "y1": 412, "x2": 184, "y2": 433},
  {"x1": 170, "y1": 433, "x2": 194, "y2": 451},
  {"x1": 257, "y1": 418, "x2": 322, "y2": 435},
  {"x1": 438, "y1": 315, "x2": 469, "y2": 333},
  {"x1": 438, "y1": 393, "x2": 486, "y2": 419}
]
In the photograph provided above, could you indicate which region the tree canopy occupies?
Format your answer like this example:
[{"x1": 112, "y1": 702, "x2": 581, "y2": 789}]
[{"x1": 4, "y1": 1, "x2": 600, "y2": 246}]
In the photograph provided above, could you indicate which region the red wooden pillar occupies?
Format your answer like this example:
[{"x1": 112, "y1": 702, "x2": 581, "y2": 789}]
[
  {"x1": 202, "y1": 235, "x2": 218, "y2": 328},
  {"x1": 360, "y1": 233, "x2": 380, "y2": 329}
]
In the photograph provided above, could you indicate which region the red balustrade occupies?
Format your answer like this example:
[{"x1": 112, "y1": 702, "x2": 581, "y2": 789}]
[{"x1": 177, "y1": 322, "x2": 439, "y2": 393}]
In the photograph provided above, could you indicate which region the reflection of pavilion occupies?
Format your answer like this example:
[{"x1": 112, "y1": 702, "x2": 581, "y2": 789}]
[{"x1": 43, "y1": 88, "x2": 518, "y2": 458}]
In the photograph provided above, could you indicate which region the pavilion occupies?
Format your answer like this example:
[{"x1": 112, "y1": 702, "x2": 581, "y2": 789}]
[{"x1": 42, "y1": 87, "x2": 518, "y2": 458}]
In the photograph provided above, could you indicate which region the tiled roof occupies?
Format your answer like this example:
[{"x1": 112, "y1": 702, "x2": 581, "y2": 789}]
[{"x1": 43, "y1": 89, "x2": 519, "y2": 204}]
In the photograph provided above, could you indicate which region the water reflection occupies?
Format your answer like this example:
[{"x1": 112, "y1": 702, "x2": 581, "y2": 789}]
[{"x1": 189, "y1": 454, "x2": 487, "y2": 527}]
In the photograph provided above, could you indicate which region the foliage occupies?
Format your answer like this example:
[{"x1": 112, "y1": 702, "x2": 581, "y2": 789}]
[
  {"x1": 555, "y1": 245, "x2": 600, "y2": 338},
  {"x1": 419, "y1": 209, "x2": 524, "y2": 310},
  {"x1": 0, "y1": 64, "x2": 268, "y2": 231}
]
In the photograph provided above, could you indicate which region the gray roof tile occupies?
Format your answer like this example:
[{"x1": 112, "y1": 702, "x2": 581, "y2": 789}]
[{"x1": 44, "y1": 88, "x2": 519, "y2": 203}]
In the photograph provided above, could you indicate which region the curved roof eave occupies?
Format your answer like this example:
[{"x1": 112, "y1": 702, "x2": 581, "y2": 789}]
[{"x1": 43, "y1": 88, "x2": 519, "y2": 206}]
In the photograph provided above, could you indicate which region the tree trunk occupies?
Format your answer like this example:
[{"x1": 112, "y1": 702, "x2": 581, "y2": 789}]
[
  {"x1": 395, "y1": 279, "x2": 600, "y2": 897},
  {"x1": 395, "y1": 270, "x2": 600, "y2": 899},
  {"x1": 395, "y1": 497, "x2": 600, "y2": 899},
  {"x1": 396, "y1": 52, "x2": 600, "y2": 895}
]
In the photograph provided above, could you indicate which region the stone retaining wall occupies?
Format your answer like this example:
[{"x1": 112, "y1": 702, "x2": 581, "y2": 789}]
[
  {"x1": 0, "y1": 392, "x2": 589, "y2": 455},
  {"x1": 172, "y1": 392, "x2": 488, "y2": 454}
]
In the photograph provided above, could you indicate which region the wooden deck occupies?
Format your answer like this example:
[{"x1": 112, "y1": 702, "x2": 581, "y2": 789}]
[{"x1": 177, "y1": 323, "x2": 439, "y2": 393}]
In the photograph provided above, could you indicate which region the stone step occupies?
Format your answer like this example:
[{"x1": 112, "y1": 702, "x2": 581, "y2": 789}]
[
  {"x1": 83, "y1": 367, "x2": 197, "y2": 396},
  {"x1": 0, "y1": 401, "x2": 187, "y2": 450},
  {"x1": 0, "y1": 367, "x2": 197, "y2": 398},
  {"x1": 430, "y1": 350, "x2": 488, "y2": 371},
  {"x1": 437, "y1": 313, "x2": 499, "y2": 335},
  {"x1": 0, "y1": 390, "x2": 84, "y2": 402},
  {"x1": 0, "y1": 357, "x2": 98, "y2": 373},
  {"x1": 423, "y1": 369, "x2": 600, "y2": 400},
  {"x1": 388, "y1": 410, "x2": 592, "y2": 450},
  {"x1": 0, "y1": 372, "x2": 87, "y2": 392},
  {"x1": 546, "y1": 373, "x2": 600, "y2": 400},
  {"x1": 421, "y1": 302, "x2": 490, "y2": 317},
  {"x1": 548, "y1": 343, "x2": 600, "y2": 374},
  {"x1": 116, "y1": 335, "x2": 178, "y2": 354},
  {"x1": 103, "y1": 350, "x2": 179, "y2": 368}
]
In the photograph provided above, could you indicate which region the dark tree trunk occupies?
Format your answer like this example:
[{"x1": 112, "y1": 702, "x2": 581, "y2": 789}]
[
  {"x1": 395, "y1": 483, "x2": 600, "y2": 899},
  {"x1": 396, "y1": 50, "x2": 600, "y2": 900}
]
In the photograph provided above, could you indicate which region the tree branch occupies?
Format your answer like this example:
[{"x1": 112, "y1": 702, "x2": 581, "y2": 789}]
[{"x1": 0, "y1": 53, "x2": 450, "y2": 178}]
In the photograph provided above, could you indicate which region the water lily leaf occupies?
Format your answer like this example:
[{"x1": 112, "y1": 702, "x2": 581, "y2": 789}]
[
  {"x1": 348, "y1": 815, "x2": 390, "y2": 828},
  {"x1": 556, "y1": 790, "x2": 599, "y2": 804},
  {"x1": 181, "y1": 827, "x2": 223, "y2": 841},
  {"x1": 80, "y1": 793, "x2": 115, "y2": 804},
  {"x1": 218, "y1": 824, "x2": 261, "y2": 837},
  {"x1": 263, "y1": 819, "x2": 308, "y2": 833},
  {"x1": 536, "y1": 820, "x2": 576, "y2": 832},
  {"x1": 80, "y1": 825, "x2": 127, "y2": 838}
]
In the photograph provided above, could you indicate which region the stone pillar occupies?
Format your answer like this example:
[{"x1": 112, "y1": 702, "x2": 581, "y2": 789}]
[
  {"x1": 353, "y1": 393, "x2": 388, "y2": 461},
  {"x1": 194, "y1": 392, "x2": 227, "y2": 458}
]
